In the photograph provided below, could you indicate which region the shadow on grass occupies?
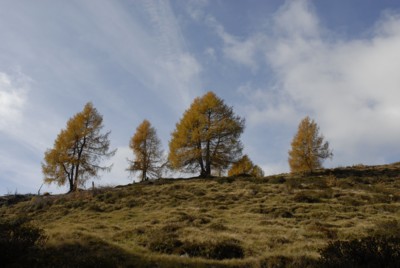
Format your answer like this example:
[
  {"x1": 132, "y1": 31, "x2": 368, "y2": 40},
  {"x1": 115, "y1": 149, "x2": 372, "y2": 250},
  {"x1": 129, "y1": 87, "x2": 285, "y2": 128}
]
[
  {"x1": 2, "y1": 234, "x2": 146, "y2": 268},
  {"x1": 4, "y1": 233, "x2": 249, "y2": 268}
]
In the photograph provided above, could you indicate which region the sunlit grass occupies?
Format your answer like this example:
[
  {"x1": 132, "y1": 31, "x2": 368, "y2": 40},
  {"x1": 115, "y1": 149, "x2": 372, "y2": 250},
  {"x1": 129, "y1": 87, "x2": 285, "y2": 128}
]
[{"x1": 1, "y1": 163, "x2": 400, "y2": 267}]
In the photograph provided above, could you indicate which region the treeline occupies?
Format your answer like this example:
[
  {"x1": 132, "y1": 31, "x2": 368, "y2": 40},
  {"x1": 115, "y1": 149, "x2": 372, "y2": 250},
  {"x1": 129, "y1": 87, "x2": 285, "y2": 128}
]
[{"x1": 42, "y1": 91, "x2": 332, "y2": 193}]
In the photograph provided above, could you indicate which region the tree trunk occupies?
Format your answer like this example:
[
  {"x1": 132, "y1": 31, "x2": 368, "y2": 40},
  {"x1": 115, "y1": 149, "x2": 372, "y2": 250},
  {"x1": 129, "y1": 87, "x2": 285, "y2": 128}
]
[
  {"x1": 73, "y1": 136, "x2": 86, "y2": 192},
  {"x1": 198, "y1": 141, "x2": 206, "y2": 177},
  {"x1": 205, "y1": 139, "x2": 211, "y2": 176},
  {"x1": 206, "y1": 111, "x2": 212, "y2": 176},
  {"x1": 68, "y1": 177, "x2": 74, "y2": 193}
]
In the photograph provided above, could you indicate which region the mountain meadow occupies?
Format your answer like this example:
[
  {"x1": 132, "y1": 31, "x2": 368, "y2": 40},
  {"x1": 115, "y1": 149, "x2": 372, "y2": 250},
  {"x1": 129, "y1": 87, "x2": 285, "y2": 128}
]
[{"x1": 1, "y1": 163, "x2": 400, "y2": 267}]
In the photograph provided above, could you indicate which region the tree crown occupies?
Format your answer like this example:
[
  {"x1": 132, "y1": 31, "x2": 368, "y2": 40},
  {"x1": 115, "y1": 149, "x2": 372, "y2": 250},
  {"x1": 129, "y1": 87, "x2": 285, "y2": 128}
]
[
  {"x1": 169, "y1": 91, "x2": 244, "y2": 177},
  {"x1": 228, "y1": 154, "x2": 265, "y2": 177},
  {"x1": 42, "y1": 102, "x2": 116, "y2": 192},
  {"x1": 288, "y1": 116, "x2": 332, "y2": 173},
  {"x1": 128, "y1": 119, "x2": 163, "y2": 181}
]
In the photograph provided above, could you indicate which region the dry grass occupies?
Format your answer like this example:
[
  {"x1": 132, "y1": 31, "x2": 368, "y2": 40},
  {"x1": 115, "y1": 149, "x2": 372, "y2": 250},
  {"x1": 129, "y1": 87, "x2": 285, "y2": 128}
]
[{"x1": 1, "y1": 163, "x2": 400, "y2": 267}]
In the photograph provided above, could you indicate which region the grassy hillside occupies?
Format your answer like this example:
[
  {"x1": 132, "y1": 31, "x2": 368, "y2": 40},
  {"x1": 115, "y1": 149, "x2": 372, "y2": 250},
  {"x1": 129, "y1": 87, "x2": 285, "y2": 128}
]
[{"x1": 1, "y1": 164, "x2": 400, "y2": 267}]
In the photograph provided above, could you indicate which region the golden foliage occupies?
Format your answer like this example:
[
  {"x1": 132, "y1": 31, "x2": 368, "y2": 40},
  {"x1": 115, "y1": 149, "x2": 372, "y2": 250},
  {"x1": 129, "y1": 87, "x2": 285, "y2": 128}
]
[
  {"x1": 168, "y1": 91, "x2": 244, "y2": 177},
  {"x1": 251, "y1": 165, "x2": 265, "y2": 178},
  {"x1": 128, "y1": 120, "x2": 163, "y2": 181},
  {"x1": 228, "y1": 155, "x2": 265, "y2": 177},
  {"x1": 288, "y1": 116, "x2": 332, "y2": 173},
  {"x1": 42, "y1": 102, "x2": 116, "y2": 192}
]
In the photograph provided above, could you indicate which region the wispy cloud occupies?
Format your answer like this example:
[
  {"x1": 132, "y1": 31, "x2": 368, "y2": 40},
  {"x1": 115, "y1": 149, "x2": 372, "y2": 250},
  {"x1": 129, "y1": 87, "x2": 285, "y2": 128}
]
[
  {"x1": 205, "y1": 16, "x2": 264, "y2": 71},
  {"x1": 0, "y1": 0, "x2": 203, "y2": 194}
]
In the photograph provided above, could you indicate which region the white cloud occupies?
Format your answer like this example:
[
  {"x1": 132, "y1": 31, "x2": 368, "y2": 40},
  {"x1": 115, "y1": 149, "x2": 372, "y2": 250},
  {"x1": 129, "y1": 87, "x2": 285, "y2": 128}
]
[
  {"x1": 261, "y1": 162, "x2": 289, "y2": 176},
  {"x1": 223, "y1": 0, "x2": 400, "y2": 168},
  {"x1": 102, "y1": 146, "x2": 133, "y2": 186},
  {"x1": 273, "y1": 0, "x2": 319, "y2": 38},
  {"x1": 0, "y1": 71, "x2": 29, "y2": 130},
  {"x1": 268, "y1": 1, "x2": 400, "y2": 165}
]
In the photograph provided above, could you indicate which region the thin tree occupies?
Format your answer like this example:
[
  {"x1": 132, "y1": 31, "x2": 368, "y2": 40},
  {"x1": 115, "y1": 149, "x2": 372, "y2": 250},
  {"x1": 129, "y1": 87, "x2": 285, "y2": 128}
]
[
  {"x1": 228, "y1": 154, "x2": 264, "y2": 178},
  {"x1": 128, "y1": 120, "x2": 163, "y2": 181},
  {"x1": 42, "y1": 102, "x2": 116, "y2": 193},
  {"x1": 169, "y1": 91, "x2": 244, "y2": 177},
  {"x1": 288, "y1": 116, "x2": 332, "y2": 173}
]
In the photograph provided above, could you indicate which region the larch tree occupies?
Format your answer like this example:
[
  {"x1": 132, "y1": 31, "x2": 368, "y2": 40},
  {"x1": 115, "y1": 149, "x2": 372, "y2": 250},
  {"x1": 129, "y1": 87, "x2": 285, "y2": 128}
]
[
  {"x1": 288, "y1": 116, "x2": 333, "y2": 173},
  {"x1": 251, "y1": 165, "x2": 265, "y2": 178},
  {"x1": 42, "y1": 102, "x2": 116, "y2": 193},
  {"x1": 228, "y1": 154, "x2": 265, "y2": 178},
  {"x1": 169, "y1": 91, "x2": 245, "y2": 177},
  {"x1": 128, "y1": 119, "x2": 163, "y2": 181}
]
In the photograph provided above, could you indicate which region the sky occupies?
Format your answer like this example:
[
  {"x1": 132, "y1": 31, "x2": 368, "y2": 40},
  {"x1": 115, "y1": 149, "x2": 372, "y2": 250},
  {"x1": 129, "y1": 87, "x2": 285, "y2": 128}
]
[{"x1": 1, "y1": 0, "x2": 400, "y2": 195}]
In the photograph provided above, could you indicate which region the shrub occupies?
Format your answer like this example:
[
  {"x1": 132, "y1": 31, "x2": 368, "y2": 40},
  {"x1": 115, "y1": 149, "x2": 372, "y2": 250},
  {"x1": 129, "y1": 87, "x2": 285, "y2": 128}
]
[
  {"x1": 1, "y1": 194, "x2": 32, "y2": 207},
  {"x1": 96, "y1": 192, "x2": 118, "y2": 204},
  {"x1": 371, "y1": 220, "x2": 400, "y2": 238},
  {"x1": 285, "y1": 179, "x2": 302, "y2": 192},
  {"x1": 66, "y1": 199, "x2": 87, "y2": 209},
  {"x1": 147, "y1": 231, "x2": 183, "y2": 254},
  {"x1": 308, "y1": 222, "x2": 338, "y2": 239},
  {"x1": 87, "y1": 203, "x2": 105, "y2": 212},
  {"x1": 0, "y1": 217, "x2": 47, "y2": 264},
  {"x1": 261, "y1": 256, "x2": 318, "y2": 268},
  {"x1": 28, "y1": 196, "x2": 54, "y2": 211},
  {"x1": 325, "y1": 175, "x2": 337, "y2": 187},
  {"x1": 208, "y1": 222, "x2": 228, "y2": 231},
  {"x1": 183, "y1": 238, "x2": 244, "y2": 260},
  {"x1": 268, "y1": 176, "x2": 286, "y2": 184},
  {"x1": 293, "y1": 191, "x2": 321, "y2": 203},
  {"x1": 319, "y1": 235, "x2": 400, "y2": 267},
  {"x1": 216, "y1": 177, "x2": 236, "y2": 184}
]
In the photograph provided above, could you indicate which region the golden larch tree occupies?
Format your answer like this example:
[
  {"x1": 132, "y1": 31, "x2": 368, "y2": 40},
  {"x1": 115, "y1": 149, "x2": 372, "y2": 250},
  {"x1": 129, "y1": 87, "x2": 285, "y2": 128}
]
[
  {"x1": 42, "y1": 102, "x2": 116, "y2": 193},
  {"x1": 169, "y1": 91, "x2": 245, "y2": 177},
  {"x1": 251, "y1": 165, "x2": 265, "y2": 178},
  {"x1": 128, "y1": 119, "x2": 163, "y2": 181},
  {"x1": 288, "y1": 116, "x2": 332, "y2": 173},
  {"x1": 228, "y1": 154, "x2": 264, "y2": 177}
]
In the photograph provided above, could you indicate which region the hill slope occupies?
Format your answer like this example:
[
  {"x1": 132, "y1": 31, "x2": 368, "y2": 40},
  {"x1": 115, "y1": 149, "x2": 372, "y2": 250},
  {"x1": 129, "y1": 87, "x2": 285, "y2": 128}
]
[{"x1": 1, "y1": 163, "x2": 400, "y2": 267}]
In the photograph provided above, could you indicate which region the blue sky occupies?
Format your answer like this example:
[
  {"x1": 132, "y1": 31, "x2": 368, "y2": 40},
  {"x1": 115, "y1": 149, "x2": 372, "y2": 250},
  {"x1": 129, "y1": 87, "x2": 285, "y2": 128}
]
[{"x1": 1, "y1": 0, "x2": 400, "y2": 195}]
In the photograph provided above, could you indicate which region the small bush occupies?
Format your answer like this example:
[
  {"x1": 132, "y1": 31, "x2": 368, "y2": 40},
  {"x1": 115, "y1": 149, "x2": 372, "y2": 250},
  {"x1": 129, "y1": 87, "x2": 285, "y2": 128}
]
[
  {"x1": 183, "y1": 238, "x2": 244, "y2": 260},
  {"x1": 147, "y1": 231, "x2": 183, "y2": 254},
  {"x1": 293, "y1": 191, "x2": 321, "y2": 203},
  {"x1": 371, "y1": 220, "x2": 400, "y2": 238},
  {"x1": 308, "y1": 223, "x2": 338, "y2": 239},
  {"x1": 325, "y1": 175, "x2": 337, "y2": 187},
  {"x1": 87, "y1": 203, "x2": 105, "y2": 212},
  {"x1": 208, "y1": 222, "x2": 228, "y2": 231},
  {"x1": 336, "y1": 179, "x2": 354, "y2": 189},
  {"x1": 279, "y1": 211, "x2": 294, "y2": 218},
  {"x1": 216, "y1": 177, "x2": 236, "y2": 184},
  {"x1": 268, "y1": 176, "x2": 286, "y2": 184},
  {"x1": 285, "y1": 179, "x2": 302, "y2": 192},
  {"x1": 0, "y1": 217, "x2": 47, "y2": 264},
  {"x1": 261, "y1": 256, "x2": 318, "y2": 268},
  {"x1": 319, "y1": 235, "x2": 400, "y2": 267},
  {"x1": 28, "y1": 196, "x2": 54, "y2": 211},
  {"x1": 97, "y1": 192, "x2": 118, "y2": 204},
  {"x1": 66, "y1": 199, "x2": 87, "y2": 209},
  {"x1": 0, "y1": 194, "x2": 32, "y2": 207}
]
